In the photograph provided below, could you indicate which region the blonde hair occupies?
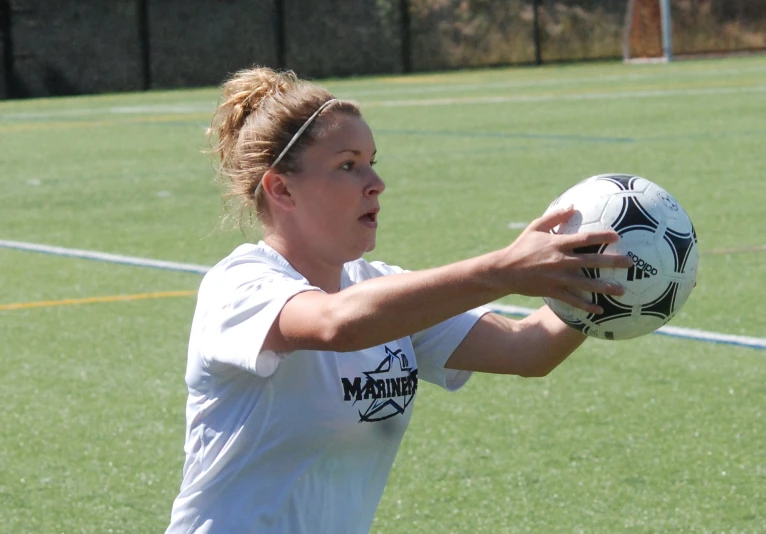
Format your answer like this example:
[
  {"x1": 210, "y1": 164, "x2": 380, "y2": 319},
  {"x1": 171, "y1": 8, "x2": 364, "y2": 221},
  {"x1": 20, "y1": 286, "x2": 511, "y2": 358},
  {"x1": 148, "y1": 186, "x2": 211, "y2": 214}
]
[{"x1": 208, "y1": 66, "x2": 361, "y2": 227}]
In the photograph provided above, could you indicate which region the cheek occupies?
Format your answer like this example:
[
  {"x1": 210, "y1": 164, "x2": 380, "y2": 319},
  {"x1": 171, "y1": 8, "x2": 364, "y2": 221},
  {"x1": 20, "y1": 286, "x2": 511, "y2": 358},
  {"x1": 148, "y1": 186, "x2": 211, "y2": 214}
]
[
  {"x1": 304, "y1": 181, "x2": 360, "y2": 215},
  {"x1": 299, "y1": 188, "x2": 358, "y2": 231}
]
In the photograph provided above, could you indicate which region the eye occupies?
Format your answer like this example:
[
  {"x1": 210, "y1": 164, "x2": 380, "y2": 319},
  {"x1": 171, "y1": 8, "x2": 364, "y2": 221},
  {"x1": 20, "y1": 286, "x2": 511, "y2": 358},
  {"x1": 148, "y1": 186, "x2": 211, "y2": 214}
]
[{"x1": 340, "y1": 161, "x2": 354, "y2": 171}]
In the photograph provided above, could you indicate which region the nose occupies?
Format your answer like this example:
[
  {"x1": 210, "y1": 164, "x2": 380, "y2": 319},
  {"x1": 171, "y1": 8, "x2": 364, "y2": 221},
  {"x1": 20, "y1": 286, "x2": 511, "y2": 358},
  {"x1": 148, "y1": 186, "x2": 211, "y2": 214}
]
[{"x1": 364, "y1": 169, "x2": 385, "y2": 197}]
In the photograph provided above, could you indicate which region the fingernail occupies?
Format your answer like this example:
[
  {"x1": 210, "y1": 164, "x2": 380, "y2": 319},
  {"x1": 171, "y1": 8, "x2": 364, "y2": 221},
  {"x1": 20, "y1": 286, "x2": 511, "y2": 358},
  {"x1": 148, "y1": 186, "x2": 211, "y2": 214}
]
[{"x1": 594, "y1": 306, "x2": 604, "y2": 315}]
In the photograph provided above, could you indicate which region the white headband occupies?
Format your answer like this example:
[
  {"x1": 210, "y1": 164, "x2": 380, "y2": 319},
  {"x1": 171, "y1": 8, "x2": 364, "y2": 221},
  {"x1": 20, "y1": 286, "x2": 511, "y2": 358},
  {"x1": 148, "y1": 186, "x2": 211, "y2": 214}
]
[{"x1": 271, "y1": 98, "x2": 338, "y2": 168}]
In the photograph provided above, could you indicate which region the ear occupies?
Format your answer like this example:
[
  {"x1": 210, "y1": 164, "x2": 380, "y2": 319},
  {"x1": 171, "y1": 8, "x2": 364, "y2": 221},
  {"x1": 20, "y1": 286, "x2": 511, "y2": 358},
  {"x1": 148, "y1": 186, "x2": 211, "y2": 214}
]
[{"x1": 260, "y1": 169, "x2": 296, "y2": 211}]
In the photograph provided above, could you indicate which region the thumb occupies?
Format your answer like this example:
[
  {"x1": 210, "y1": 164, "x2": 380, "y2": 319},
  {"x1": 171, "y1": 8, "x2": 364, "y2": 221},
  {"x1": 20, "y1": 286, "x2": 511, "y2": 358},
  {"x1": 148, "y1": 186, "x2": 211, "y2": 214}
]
[{"x1": 528, "y1": 204, "x2": 576, "y2": 232}]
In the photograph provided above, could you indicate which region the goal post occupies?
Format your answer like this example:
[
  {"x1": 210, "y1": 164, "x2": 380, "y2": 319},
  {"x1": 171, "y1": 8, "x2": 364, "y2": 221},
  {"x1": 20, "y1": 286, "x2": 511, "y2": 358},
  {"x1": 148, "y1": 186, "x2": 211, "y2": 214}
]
[{"x1": 623, "y1": 0, "x2": 672, "y2": 63}]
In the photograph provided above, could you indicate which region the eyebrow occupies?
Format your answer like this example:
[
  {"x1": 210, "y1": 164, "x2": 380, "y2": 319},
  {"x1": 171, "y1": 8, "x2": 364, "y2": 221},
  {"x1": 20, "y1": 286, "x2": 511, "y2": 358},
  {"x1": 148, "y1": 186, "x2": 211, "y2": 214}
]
[{"x1": 335, "y1": 149, "x2": 377, "y2": 156}]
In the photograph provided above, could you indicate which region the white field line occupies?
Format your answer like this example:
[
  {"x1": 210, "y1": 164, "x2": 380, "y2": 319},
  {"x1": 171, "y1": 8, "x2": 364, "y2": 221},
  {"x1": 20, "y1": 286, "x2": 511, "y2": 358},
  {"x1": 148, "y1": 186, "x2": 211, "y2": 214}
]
[
  {"x1": 2, "y1": 239, "x2": 764, "y2": 351},
  {"x1": 366, "y1": 85, "x2": 766, "y2": 108},
  {"x1": 0, "y1": 239, "x2": 210, "y2": 275},
  {"x1": 3, "y1": 77, "x2": 766, "y2": 121},
  {"x1": 338, "y1": 64, "x2": 766, "y2": 97}
]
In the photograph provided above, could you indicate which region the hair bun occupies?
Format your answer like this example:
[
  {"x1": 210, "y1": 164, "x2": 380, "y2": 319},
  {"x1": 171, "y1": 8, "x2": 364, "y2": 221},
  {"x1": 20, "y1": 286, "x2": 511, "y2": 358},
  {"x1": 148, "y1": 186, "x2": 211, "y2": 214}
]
[
  {"x1": 208, "y1": 67, "x2": 298, "y2": 166},
  {"x1": 225, "y1": 68, "x2": 297, "y2": 119}
]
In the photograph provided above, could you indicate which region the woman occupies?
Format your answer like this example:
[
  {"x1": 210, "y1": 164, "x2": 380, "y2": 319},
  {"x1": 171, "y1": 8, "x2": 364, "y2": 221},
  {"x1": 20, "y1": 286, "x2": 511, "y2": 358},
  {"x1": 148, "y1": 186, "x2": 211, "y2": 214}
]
[{"x1": 165, "y1": 67, "x2": 632, "y2": 533}]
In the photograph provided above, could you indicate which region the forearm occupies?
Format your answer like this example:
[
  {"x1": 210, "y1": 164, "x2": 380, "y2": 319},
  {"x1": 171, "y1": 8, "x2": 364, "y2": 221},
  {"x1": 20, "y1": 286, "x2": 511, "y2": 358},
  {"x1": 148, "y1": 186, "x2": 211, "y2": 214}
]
[
  {"x1": 515, "y1": 306, "x2": 588, "y2": 376},
  {"x1": 326, "y1": 251, "x2": 508, "y2": 351},
  {"x1": 445, "y1": 307, "x2": 587, "y2": 377}
]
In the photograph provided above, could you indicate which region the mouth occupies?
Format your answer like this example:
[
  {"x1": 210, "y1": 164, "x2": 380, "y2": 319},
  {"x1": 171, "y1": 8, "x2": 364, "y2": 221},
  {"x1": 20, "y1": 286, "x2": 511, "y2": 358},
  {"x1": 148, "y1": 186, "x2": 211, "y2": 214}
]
[{"x1": 358, "y1": 208, "x2": 379, "y2": 227}]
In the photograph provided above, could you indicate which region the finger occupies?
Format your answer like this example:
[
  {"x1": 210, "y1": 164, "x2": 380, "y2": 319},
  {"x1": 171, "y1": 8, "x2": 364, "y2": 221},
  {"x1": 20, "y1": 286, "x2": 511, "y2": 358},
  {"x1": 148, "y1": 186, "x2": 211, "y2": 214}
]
[
  {"x1": 577, "y1": 253, "x2": 634, "y2": 270},
  {"x1": 562, "y1": 229, "x2": 620, "y2": 248},
  {"x1": 528, "y1": 205, "x2": 576, "y2": 232},
  {"x1": 562, "y1": 274, "x2": 625, "y2": 297},
  {"x1": 550, "y1": 288, "x2": 603, "y2": 315}
]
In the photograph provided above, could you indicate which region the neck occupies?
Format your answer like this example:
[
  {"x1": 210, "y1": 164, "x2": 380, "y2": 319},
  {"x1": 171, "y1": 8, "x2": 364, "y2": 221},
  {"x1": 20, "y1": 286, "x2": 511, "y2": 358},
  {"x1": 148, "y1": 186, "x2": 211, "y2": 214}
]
[{"x1": 264, "y1": 234, "x2": 345, "y2": 293}]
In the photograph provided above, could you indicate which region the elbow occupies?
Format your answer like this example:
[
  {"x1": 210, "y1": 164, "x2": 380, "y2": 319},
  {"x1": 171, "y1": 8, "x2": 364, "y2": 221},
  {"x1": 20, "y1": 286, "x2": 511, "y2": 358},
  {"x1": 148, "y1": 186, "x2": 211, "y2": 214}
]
[
  {"x1": 321, "y1": 324, "x2": 361, "y2": 353},
  {"x1": 514, "y1": 354, "x2": 558, "y2": 378},
  {"x1": 315, "y1": 305, "x2": 367, "y2": 353},
  {"x1": 517, "y1": 365, "x2": 554, "y2": 379}
]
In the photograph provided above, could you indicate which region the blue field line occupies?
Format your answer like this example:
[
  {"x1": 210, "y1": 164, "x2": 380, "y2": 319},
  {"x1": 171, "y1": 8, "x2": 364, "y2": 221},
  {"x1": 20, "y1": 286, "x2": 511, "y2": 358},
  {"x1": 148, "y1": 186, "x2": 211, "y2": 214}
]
[
  {"x1": 376, "y1": 128, "x2": 636, "y2": 144},
  {"x1": 652, "y1": 327, "x2": 766, "y2": 350},
  {"x1": 643, "y1": 129, "x2": 766, "y2": 142},
  {"x1": 2, "y1": 238, "x2": 765, "y2": 352},
  {"x1": 490, "y1": 304, "x2": 766, "y2": 352}
]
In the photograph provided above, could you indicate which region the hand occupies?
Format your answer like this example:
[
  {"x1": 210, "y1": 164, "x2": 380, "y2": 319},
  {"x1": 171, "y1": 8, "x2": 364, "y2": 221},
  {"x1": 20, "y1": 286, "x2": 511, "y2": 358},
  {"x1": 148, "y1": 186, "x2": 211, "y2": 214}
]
[{"x1": 499, "y1": 205, "x2": 634, "y2": 314}]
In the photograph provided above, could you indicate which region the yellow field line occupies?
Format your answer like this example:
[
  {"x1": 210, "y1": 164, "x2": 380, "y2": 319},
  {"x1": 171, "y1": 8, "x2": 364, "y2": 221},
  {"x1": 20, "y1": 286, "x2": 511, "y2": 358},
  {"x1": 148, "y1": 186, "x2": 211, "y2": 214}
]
[
  {"x1": 0, "y1": 289, "x2": 197, "y2": 311},
  {"x1": 0, "y1": 113, "x2": 212, "y2": 133}
]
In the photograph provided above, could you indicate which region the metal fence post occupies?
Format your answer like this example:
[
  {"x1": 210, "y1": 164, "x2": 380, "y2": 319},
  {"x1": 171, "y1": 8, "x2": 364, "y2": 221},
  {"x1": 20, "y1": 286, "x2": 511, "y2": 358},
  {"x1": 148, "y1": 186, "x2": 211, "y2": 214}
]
[
  {"x1": 533, "y1": 0, "x2": 542, "y2": 65},
  {"x1": 275, "y1": 0, "x2": 286, "y2": 69},
  {"x1": 137, "y1": 0, "x2": 151, "y2": 90},
  {"x1": 400, "y1": 0, "x2": 411, "y2": 73},
  {"x1": 0, "y1": 0, "x2": 13, "y2": 97},
  {"x1": 659, "y1": 0, "x2": 672, "y2": 61}
]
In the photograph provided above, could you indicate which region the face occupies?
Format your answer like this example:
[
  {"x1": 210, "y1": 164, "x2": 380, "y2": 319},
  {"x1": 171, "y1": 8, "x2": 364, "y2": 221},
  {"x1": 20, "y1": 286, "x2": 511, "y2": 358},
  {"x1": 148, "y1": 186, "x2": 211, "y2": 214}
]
[{"x1": 281, "y1": 113, "x2": 385, "y2": 264}]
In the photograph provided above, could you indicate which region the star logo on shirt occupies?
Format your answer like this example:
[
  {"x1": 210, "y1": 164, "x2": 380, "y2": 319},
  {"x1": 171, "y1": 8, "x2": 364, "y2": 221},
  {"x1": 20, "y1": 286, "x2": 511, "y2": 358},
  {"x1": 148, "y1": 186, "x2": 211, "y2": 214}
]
[{"x1": 340, "y1": 346, "x2": 419, "y2": 422}]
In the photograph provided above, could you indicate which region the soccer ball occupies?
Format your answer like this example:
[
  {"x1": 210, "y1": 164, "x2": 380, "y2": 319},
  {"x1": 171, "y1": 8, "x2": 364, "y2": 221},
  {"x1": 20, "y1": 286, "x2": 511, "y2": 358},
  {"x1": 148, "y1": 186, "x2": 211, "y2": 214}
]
[{"x1": 543, "y1": 174, "x2": 698, "y2": 340}]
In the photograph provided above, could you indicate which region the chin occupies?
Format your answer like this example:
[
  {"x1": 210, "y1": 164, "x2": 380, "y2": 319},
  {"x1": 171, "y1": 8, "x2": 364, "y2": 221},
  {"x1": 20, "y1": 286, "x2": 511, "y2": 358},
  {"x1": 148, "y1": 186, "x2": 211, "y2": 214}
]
[
  {"x1": 343, "y1": 243, "x2": 375, "y2": 263},
  {"x1": 340, "y1": 233, "x2": 376, "y2": 262}
]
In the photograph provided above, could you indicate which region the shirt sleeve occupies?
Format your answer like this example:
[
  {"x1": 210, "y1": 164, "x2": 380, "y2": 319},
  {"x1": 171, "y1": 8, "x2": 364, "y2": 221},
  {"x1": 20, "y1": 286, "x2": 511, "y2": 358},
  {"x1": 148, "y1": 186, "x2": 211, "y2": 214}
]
[
  {"x1": 410, "y1": 307, "x2": 492, "y2": 390},
  {"x1": 199, "y1": 258, "x2": 321, "y2": 378},
  {"x1": 366, "y1": 260, "x2": 492, "y2": 391}
]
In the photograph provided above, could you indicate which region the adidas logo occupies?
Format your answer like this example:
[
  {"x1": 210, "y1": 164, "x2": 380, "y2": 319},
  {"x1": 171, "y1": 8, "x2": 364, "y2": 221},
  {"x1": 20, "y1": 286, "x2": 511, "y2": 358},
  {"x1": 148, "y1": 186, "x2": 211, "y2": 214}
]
[
  {"x1": 627, "y1": 264, "x2": 651, "y2": 280},
  {"x1": 627, "y1": 251, "x2": 658, "y2": 281}
]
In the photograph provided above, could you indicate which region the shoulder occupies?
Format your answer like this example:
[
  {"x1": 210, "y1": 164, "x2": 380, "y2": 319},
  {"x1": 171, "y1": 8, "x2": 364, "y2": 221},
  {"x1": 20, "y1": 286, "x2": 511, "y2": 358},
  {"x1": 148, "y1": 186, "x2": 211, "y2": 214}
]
[
  {"x1": 202, "y1": 242, "x2": 308, "y2": 292},
  {"x1": 344, "y1": 258, "x2": 408, "y2": 283}
]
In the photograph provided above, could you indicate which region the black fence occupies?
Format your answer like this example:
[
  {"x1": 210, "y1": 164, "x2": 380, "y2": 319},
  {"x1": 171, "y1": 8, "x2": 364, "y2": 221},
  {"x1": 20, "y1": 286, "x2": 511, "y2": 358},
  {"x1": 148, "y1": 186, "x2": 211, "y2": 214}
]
[{"x1": 1, "y1": 0, "x2": 764, "y2": 100}]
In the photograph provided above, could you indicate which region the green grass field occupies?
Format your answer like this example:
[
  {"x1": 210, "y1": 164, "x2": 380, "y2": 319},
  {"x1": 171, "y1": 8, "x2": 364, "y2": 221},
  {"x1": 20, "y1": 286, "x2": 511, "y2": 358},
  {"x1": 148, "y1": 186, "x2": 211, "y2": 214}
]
[{"x1": 1, "y1": 56, "x2": 765, "y2": 533}]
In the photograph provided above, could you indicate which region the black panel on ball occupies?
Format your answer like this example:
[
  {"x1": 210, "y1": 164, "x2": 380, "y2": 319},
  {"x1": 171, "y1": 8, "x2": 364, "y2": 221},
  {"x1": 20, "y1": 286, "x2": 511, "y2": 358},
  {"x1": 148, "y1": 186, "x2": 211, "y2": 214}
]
[
  {"x1": 588, "y1": 294, "x2": 632, "y2": 325},
  {"x1": 612, "y1": 196, "x2": 660, "y2": 235},
  {"x1": 663, "y1": 228, "x2": 696, "y2": 274},
  {"x1": 596, "y1": 174, "x2": 639, "y2": 190},
  {"x1": 641, "y1": 282, "x2": 680, "y2": 320}
]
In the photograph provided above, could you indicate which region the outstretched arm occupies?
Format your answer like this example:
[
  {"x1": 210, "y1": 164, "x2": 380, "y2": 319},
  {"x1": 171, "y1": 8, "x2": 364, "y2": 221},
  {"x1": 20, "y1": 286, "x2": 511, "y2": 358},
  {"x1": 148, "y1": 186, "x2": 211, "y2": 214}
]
[
  {"x1": 445, "y1": 307, "x2": 587, "y2": 377},
  {"x1": 264, "y1": 206, "x2": 632, "y2": 353}
]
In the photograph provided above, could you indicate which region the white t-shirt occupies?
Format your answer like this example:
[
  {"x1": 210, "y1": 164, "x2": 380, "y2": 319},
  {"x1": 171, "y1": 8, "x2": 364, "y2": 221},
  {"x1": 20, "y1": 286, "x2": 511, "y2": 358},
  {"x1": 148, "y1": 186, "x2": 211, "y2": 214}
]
[{"x1": 166, "y1": 242, "x2": 490, "y2": 534}]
